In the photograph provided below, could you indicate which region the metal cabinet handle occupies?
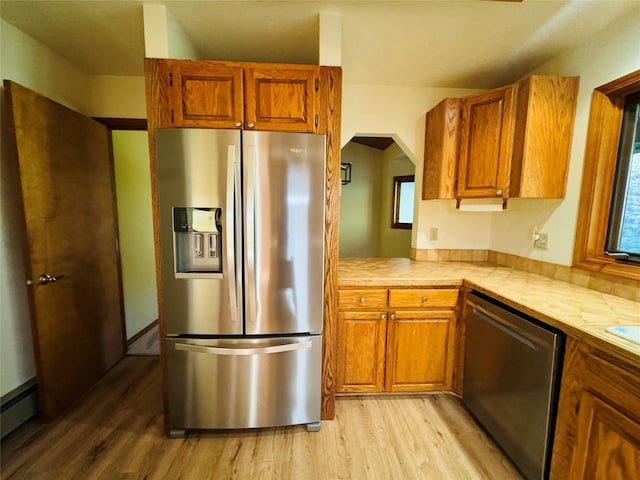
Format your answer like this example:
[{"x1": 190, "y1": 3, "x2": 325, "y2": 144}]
[
  {"x1": 38, "y1": 273, "x2": 64, "y2": 285},
  {"x1": 381, "y1": 313, "x2": 386, "y2": 320},
  {"x1": 360, "y1": 297, "x2": 366, "y2": 303},
  {"x1": 390, "y1": 313, "x2": 396, "y2": 320},
  {"x1": 235, "y1": 121, "x2": 242, "y2": 127},
  {"x1": 247, "y1": 122, "x2": 255, "y2": 128},
  {"x1": 496, "y1": 189, "x2": 503, "y2": 196},
  {"x1": 422, "y1": 296, "x2": 428, "y2": 303}
]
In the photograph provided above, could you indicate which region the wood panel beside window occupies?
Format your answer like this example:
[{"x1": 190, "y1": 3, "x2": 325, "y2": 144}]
[{"x1": 573, "y1": 69, "x2": 640, "y2": 280}]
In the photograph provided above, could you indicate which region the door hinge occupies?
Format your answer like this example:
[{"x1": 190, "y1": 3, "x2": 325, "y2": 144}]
[
  {"x1": 314, "y1": 114, "x2": 319, "y2": 128},
  {"x1": 315, "y1": 78, "x2": 319, "y2": 92},
  {"x1": 169, "y1": 72, "x2": 173, "y2": 87}
]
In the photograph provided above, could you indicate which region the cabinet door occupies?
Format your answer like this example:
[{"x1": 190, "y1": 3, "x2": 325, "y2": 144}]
[
  {"x1": 551, "y1": 338, "x2": 640, "y2": 479},
  {"x1": 457, "y1": 85, "x2": 517, "y2": 199},
  {"x1": 169, "y1": 62, "x2": 243, "y2": 128},
  {"x1": 336, "y1": 311, "x2": 387, "y2": 393},
  {"x1": 567, "y1": 390, "x2": 640, "y2": 479},
  {"x1": 422, "y1": 98, "x2": 461, "y2": 200},
  {"x1": 244, "y1": 65, "x2": 320, "y2": 132},
  {"x1": 385, "y1": 310, "x2": 456, "y2": 392}
]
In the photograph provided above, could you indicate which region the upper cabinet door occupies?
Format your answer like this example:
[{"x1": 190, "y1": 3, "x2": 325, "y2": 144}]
[
  {"x1": 169, "y1": 62, "x2": 244, "y2": 128},
  {"x1": 422, "y1": 98, "x2": 461, "y2": 200},
  {"x1": 244, "y1": 65, "x2": 320, "y2": 132},
  {"x1": 457, "y1": 85, "x2": 517, "y2": 200}
]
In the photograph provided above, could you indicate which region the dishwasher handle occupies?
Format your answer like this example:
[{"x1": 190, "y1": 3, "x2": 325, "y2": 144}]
[{"x1": 470, "y1": 302, "x2": 556, "y2": 351}]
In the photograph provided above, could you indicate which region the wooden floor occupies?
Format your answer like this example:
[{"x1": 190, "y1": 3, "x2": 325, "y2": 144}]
[{"x1": 1, "y1": 356, "x2": 523, "y2": 479}]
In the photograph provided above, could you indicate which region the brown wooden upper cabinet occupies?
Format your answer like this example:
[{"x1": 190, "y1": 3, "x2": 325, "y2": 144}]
[
  {"x1": 147, "y1": 58, "x2": 322, "y2": 133},
  {"x1": 422, "y1": 75, "x2": 579, "y2": 205}
]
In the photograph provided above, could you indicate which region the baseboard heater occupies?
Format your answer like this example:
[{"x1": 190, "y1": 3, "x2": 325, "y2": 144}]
[{"x1": 1, "y1": 378, "x2": 38, "y2": 439}]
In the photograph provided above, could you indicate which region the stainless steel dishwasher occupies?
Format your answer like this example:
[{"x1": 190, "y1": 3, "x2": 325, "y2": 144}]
[{"x1": 462, "y1": 291, "x2": 564, "y2": 480}]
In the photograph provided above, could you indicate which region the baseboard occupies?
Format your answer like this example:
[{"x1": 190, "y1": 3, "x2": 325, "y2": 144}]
[
  {"x1": 126, "y1": 319, "x2": 159, "y2": 347},
  {"x1": 1, "y1": 378, "x2": 38, "y2": 439}
]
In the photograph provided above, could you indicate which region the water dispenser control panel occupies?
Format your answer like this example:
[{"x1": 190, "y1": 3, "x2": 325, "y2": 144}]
[{"x1": 173, "y1": 207, "x2": 222, "y2": 278}]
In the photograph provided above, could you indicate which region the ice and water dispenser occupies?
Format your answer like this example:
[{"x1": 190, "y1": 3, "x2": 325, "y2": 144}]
[{"x1": 173, "y1": 207, "x2": 222, "y2": 278}]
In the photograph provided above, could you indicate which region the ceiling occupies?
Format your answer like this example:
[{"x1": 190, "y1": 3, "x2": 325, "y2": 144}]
[
  {"x1": 1, "y1": 1, "x2": 638, "y2": 89},
  {"x1": 351, "y1": 136, "x2": 395, "y2": 150}
]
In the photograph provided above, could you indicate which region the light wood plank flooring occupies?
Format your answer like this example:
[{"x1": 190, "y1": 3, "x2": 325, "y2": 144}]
[{"x1": 1, "y1": 356, "x2": 523, "y2": 479}]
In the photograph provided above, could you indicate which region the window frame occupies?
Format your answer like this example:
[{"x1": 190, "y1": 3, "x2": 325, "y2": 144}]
[
  {"x1": 573, "y1": 69, "x2": 640, "y2": 280},
  {"x1": 391, "y1": 175, "x2": 415, "y2": 230}
]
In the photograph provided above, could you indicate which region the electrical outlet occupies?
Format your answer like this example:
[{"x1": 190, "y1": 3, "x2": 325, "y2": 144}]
[
  {"x1": 534, "y1": 233, "x2": 549, "y2": 249},
  {"x1": 430, "y1": 228, "x2": 438, "y2": 241}
]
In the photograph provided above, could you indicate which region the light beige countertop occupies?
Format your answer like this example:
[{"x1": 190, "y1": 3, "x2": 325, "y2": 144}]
[{"x1": 339, "y1": 257, "x2": 640, "y2": 368}]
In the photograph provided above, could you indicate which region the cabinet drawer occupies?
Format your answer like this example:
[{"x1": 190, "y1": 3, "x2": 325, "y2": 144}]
[
  {"x1": 339, "y1": 289, "x2": 388, "y2": 309},
  {"x1": 389, "y1": 288, "x2": 458, "y2": 308}
]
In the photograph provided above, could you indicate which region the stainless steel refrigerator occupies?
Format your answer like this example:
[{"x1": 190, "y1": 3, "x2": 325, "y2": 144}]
[{"x1": 155, "y1": 128, "x2": 325, "y2": 436}]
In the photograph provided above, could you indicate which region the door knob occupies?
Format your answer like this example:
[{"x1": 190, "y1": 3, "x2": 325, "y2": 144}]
[{"x1": 38, "y1": 273, "x2": 64, "y2": 285}]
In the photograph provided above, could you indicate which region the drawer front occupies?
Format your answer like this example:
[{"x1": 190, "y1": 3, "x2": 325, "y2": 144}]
[
  {"x1": 339, "y1": 289, "x2": 388, "y2": 309},
  {"x1": 389, "y1": 288, "x2": 459, "y2": 308}
]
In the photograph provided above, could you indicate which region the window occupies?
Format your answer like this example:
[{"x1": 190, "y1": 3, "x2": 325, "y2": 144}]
[
  {"x1": 574, "y1": 69, "x2": 640, "y2": 280},
  {"x1": 606, "y1": 93, "x2": 640, "y2": 260},
  {"x1": 392, "y1": 175, "x2": 415, "y2": 229}
]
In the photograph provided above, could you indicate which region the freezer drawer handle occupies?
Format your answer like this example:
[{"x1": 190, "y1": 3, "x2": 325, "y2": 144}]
[{"x1": 174, "y1": 341, "x2": 312, "y2": 356}]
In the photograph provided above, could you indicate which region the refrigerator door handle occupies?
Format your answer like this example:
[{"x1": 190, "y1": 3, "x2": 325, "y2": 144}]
[
  {"x1": 244, "y1": 143, "x2": 258, "y2": 325},
  {"x1": 174, "y1": 341, "x2": 312, "y2": 356},
  {"x1": 226, "y1": 145, "x2": 239, "y2": 323}
]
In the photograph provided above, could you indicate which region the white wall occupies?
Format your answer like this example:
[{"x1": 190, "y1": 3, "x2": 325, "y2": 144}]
[
  {"x1": 489, "y1": 11, "x2": 640, "y2": 265},
  {"x1": 0, "y1": 20, "x2": 91, "y2": 113},
  {"x1": 143, "y1": 4, "x2": 200, "y2": 59},
  {"x1": 112, "y1": 131, "x2": 158, "y2": 339},
  {"x1": 341, "y1": 84, "x2": 485, "y2": 251},
  {"x1": 90, "y1": 75, "x2": 146, "y2": 119},
  {"x1": 339, "y1": 142, "x2": 383, "y2": 257}
]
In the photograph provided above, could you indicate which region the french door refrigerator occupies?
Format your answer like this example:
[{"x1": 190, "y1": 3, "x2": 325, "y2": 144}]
[{"x1": 155, "y1": 128, "x2": 325, "y2": 436}]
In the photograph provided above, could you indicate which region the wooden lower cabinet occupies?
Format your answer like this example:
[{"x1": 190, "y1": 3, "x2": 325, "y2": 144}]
[
  {"x1": 385, "y1": 310, "x2": 456, "y2": 392},
  {"x1": 550, "y1": 337, "x2": 640, "y2": 479},
  {"x1": 336, "y1": 287, "x2": 458, "y2": 394},
  {"x1": 336, "y1": 311, "x2": 387, "y2": 392}
]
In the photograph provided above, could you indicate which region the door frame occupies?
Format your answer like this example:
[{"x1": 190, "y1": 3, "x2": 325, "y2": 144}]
[{"x1": 93, "y1": 118, "x2": 157, "y2": 349}]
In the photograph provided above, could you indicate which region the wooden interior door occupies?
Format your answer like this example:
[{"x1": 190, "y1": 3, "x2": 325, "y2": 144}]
[{"x1": 6, "y1": 81, "x2": 125, "y2": 421}]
